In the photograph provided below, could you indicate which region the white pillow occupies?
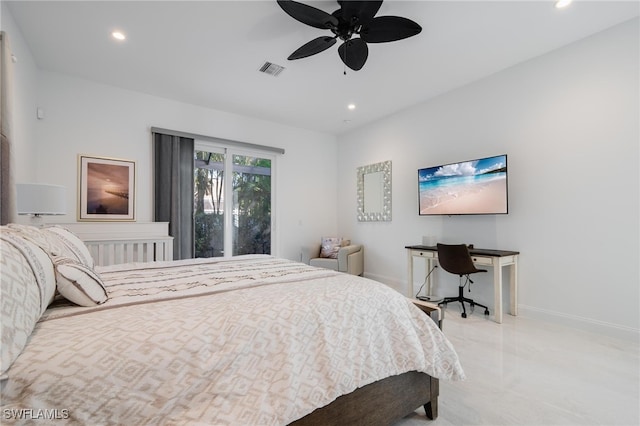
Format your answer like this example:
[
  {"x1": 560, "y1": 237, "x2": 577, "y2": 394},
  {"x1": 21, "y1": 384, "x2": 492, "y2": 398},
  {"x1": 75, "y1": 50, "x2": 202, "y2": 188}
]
[
  {"x1": 320, "y1": 237, "x2": 342, "y2": 259},
  {"x1": 0, "y1": 229, "x2": 56, "y2": 376},
  {"x1": 7, "y1": 224, "x2": 71, "y2": 259},
  {"x1": 46, "y1": 226, "x2": 95, "y2": 268},
  {"x1": 54, "y1": 257, "x2": 108, "y2": 306},
  {"x1": 0, "y1": 228, "x2": 57, "y2": 312}
]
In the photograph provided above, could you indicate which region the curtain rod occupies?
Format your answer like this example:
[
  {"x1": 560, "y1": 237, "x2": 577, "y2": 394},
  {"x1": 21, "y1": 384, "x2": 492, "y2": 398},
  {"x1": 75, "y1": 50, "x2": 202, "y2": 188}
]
[{"x1": 150, "y1": 127, "x2": 285, "y2": 155}]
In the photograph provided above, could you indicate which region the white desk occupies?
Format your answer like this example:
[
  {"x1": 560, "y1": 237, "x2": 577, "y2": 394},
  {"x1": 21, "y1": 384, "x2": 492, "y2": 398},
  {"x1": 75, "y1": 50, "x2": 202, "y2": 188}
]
[{"x1": 406, "y1": 245, "x2": 519, "y2": 324}]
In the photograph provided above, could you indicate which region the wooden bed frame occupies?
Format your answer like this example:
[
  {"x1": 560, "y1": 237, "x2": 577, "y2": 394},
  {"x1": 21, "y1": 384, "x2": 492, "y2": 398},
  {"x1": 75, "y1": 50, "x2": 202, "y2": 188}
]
[{"x1": 291, "y1": 371, "x2": 438, "y2": 425}]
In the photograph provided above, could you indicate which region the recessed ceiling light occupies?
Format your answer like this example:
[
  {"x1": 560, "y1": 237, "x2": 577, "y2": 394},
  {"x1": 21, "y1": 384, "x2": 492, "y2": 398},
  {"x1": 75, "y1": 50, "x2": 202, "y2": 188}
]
[
  {"x1": 555, "y1": 0, "x2": 572, "y2": 9},
  {"x1": 347, "y1": 104, "x2": 356, "y2": 110},
  {"x1": 112, "y1": 31, "x2": 126, "y2": 41}
]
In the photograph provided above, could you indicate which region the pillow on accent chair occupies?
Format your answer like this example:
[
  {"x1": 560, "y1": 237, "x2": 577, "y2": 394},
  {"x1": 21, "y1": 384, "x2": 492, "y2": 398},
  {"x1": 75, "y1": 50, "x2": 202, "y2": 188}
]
[
  {"x1": 320, "y1": 237, "x2": 342, "y2": 259},
  {"x1": 301, "y1": 237, "x2": 364, "y2": 276}
]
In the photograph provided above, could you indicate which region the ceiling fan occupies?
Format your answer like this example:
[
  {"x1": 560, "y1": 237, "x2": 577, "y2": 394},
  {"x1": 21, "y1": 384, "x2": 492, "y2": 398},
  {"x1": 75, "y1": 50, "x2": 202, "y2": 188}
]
[{"x1": 277, "y1": 0, "x2": 422, "y2": 71}]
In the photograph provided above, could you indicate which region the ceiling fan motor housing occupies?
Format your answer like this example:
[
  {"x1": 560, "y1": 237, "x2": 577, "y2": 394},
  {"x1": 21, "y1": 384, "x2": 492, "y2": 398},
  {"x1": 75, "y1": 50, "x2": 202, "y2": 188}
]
[{"x1": 330, "y1": 9, "x2": 360, "y2": 41}]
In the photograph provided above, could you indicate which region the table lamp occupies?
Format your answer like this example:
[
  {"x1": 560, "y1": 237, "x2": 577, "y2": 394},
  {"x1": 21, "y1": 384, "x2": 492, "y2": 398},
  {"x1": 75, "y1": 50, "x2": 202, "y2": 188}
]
[{"x1": 16, "y1": 183, "x2": 67, "y2": 219}]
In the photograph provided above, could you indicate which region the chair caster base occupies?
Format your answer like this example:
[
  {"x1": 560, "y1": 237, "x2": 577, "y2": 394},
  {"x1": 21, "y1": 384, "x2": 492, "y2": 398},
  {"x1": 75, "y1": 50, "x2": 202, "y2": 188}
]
[
  {"x1": 461, "y1": 312, "x2": 467, "y2": 318},
  {"x1": 484, "y1": 310, "x2": 490, "y2": 316}
]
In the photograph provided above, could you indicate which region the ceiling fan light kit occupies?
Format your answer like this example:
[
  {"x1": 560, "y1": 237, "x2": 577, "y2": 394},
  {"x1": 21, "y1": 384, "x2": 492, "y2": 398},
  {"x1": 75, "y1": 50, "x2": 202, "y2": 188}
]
[{"x1": 277, "y1": 0, "x2": 422, "y2": 71}]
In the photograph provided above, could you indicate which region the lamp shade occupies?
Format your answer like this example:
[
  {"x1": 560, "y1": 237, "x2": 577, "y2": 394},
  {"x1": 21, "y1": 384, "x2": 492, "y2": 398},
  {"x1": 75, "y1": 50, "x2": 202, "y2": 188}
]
[{"x1": 16, "y1": 183, "x2": 67, "y2": 216}]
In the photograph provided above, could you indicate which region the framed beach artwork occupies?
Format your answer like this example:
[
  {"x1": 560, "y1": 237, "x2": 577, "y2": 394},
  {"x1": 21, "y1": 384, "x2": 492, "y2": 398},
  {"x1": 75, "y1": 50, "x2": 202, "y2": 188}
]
[{"x1": 78, "y1": 155, "x2": 135, "y2": 221}]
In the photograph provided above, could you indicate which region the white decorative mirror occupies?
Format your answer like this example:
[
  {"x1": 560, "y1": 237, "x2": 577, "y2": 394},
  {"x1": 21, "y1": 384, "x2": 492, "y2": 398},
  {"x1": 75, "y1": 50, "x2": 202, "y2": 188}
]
[{"x1": 357, "y1": 160, "x2": 392, "y2": 222}]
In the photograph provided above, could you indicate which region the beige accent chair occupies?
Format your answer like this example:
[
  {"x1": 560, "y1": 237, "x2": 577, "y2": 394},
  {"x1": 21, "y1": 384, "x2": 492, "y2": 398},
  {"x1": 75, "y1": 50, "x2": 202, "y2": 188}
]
[{"x1": 301, "y1": 241, "x2": 364, "y2": 276}]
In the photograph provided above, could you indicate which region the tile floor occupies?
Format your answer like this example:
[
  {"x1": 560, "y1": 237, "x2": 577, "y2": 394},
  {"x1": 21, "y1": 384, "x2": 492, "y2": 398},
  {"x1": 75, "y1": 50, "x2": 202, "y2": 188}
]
[{"x1": 395, "y1": 305, "x2": 640, "y2": 426}]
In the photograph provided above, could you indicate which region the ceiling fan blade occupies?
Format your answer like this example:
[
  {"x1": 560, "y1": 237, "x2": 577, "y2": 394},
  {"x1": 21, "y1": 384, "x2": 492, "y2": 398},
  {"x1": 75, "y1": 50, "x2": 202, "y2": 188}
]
[
  {"x1": 338, "y1": 1, "x2": 382, "y2": 26},
  {"x1": 338, "y1": 38, "x2": 368, "y2": 71},
  {"x1": 288, "y1": 36, "x2": 337, "y2": 60},
  {"x1": 338, "y1": 0, "x2": 382, "y2": 25},
  {"x1": 360, "y1": 16, "x2": 422, "y2": 43},
  {"x1": 277, "y1": 0, "x2": 339, "y2": 29}
]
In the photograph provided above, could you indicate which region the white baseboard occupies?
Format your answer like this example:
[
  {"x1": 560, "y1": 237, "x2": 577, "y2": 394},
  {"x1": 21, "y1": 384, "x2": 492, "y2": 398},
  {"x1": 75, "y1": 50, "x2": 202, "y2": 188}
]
[
  {"x1": 363, "y1": 272, "x2": 407, "y2": 294},
  {"x1": 364, "y1": 272, "x2": 640, "y2": 342},
  {"x1": 519, "y1": 304, "x2": 640, "y2": 343}
]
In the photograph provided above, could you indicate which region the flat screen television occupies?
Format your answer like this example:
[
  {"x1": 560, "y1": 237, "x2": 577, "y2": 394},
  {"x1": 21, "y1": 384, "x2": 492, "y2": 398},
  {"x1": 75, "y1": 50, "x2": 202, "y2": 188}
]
[{"x1": 418, "y1": 154, "x2": 508, "y2": 215}]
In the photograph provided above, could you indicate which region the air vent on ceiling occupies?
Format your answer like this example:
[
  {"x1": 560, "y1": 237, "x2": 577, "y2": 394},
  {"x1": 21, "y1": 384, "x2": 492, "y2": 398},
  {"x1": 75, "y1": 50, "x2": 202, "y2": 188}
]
[{"x1": 259, "y1": 61, "x2": 285, "y2": 77}]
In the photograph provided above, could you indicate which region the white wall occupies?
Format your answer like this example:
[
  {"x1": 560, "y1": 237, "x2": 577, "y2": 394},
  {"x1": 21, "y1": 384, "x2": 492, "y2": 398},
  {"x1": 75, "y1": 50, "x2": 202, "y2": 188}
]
[
  {"x1": 337, "y1": 18, "x2": 639, "y2": 337},
  {"x1": 1, "y1": 5, "x2": 38, "y2": 183},
  {"x1": 32, "y1": 71, "x2": 338, "y2": 261},
  {"x1": 3, "y1": 4, "x2": 339, "y2": 262}
]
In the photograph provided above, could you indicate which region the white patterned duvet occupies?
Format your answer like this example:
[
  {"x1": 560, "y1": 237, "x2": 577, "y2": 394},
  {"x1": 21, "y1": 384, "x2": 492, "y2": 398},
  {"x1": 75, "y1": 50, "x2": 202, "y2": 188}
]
[{"x1": 1, "y1": 255, "x2": 464, "y2": 425}]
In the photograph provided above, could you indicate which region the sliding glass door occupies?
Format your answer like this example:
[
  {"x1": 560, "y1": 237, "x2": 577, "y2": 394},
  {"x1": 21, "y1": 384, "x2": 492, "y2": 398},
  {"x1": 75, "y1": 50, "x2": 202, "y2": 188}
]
[
  {"x1": 232, "y1": 154, "x2": 271, "y2": 255},
  {"x1": 194, "y1": 149, "x2": 225, "y2": 257},
  {"x1": 194, "y1": 146, "x2": 273, "y2": 258}
]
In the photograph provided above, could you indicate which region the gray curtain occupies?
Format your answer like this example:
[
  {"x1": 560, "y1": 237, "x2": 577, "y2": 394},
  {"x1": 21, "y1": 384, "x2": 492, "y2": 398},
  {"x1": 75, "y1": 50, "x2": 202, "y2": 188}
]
[
  {"x1": 0, "y1": 32, "x2": 16, "y2": 225},
  {"x1": 153, "y1": 133, "x2": 194, "y2": 259}
]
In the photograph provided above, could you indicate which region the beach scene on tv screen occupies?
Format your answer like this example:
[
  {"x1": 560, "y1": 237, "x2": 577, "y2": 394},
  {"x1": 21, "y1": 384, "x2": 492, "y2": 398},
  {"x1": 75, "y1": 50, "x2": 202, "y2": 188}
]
[{"x1": 419, "y1": 155, "x2": 507, "y2": 215}]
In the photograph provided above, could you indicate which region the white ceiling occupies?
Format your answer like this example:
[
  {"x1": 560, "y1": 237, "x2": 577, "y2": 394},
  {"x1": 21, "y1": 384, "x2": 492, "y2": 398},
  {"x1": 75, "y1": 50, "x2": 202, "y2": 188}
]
[{"x1": 6, "y1": 1, "x2": 639, "y2": 135}]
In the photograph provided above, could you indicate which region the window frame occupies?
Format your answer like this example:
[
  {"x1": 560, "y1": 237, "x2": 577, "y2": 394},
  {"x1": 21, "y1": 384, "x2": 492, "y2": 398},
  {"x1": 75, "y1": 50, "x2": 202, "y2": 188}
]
[{"x1": 195, "y1": 140, "x2": 277, "y2": 257}]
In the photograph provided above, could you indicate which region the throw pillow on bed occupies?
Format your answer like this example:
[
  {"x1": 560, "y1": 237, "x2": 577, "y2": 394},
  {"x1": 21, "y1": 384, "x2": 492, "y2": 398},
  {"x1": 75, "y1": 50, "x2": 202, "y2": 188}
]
[
  {"x1": 0, "y1": 230, "x2": 57, "y2": 377},
  {"x1": 46, "y1": 226, "x2": 95, "y2": 269},
  {"x1": 53, "y1": 257, "x2": 108, "y2": 306},
  {"x1": 7, "y1": 224, "x2": 71, "y2": 259},
  {"x1": 8, "y1": 224, "x2": 95, "y2": 269}
]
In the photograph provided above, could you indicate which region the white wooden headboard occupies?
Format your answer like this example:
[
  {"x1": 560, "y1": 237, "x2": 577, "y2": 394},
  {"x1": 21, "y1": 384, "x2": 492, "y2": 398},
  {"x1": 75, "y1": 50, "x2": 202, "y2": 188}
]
[{"x1": 56, "y1": 222, "x2": 174, "y2": 266}]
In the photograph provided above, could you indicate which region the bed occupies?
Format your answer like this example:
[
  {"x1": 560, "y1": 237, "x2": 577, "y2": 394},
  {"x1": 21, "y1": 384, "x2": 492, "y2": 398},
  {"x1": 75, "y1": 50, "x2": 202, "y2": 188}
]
[{"x1": 0, "y1": 224, "x2": 465, "y2": 425}]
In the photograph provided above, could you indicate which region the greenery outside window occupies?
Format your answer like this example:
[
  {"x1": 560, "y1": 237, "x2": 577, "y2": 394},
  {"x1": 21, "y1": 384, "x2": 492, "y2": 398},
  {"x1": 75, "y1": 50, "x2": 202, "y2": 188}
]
[{"x1": 194, "y1": 144, "x2": 273, "y2": 258}]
